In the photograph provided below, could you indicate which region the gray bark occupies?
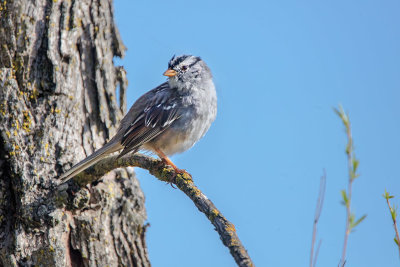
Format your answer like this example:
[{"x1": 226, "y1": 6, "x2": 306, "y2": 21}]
[{"x1": 0, "y1": 0, "x2": 150, "y2": 266}]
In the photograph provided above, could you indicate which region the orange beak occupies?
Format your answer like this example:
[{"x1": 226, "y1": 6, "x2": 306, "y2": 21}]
[{"x1": 163, "y1": 69, "x2": 177, "y2": 77}]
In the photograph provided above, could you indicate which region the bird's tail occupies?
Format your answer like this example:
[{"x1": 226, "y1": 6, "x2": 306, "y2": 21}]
[{"x1": 59, "y1": 140, "x2": 122, "y2": 182}]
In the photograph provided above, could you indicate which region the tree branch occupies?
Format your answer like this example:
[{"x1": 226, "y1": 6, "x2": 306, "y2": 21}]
[
  {"x1": 60, "y1": 153, "x2": 254, "y2": 267},
  {"x1": 334, "y1": 105, "x2": 366, "y2": 266},
  {"x1": 383, "y1": 190, "x2": 400, "y2": 257},
  {"x1": 310, "y1": 171, "x2": 326, "y2": 267}
]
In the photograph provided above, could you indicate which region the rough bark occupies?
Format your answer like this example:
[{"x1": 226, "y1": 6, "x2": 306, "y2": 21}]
[{"x1": 0, "y1": 0, "x2": 150, "y2": 266}]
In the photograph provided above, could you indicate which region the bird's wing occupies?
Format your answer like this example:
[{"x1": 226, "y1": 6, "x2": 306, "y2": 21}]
[{"x1": 118, "y1": 82, "x2": 182, "y2": 157}]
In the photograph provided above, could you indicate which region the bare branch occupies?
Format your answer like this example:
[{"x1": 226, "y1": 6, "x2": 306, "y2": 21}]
[
  {"x1": 310, "y1": 172, "x2": 326, "y2": 267},
  {"x1": 314, "y1": 240, "x2": 322, "y2": 267},
  {"x1": 59, "y1": 153, "x2": 255, "y2": 267}
]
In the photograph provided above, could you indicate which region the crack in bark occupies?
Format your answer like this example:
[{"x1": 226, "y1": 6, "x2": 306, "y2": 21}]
[
  {"x1": 68, "y1": 229, "x2": 84, "y2": 267},
  {"x1": 0, "y1": 136, "x2": 16, "y2": 261}
]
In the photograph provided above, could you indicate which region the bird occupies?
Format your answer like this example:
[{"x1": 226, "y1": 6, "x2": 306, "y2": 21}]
[{"x1": 60, "y1": 55, "x2": 217, "y2": 182}]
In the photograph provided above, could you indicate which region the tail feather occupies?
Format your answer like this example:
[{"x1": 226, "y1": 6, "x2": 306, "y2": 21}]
[{"x1": 60, "y1": 141, "x2": 122, "y2": 182}]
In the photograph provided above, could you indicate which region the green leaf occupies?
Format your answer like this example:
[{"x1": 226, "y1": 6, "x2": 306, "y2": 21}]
[
  {"x1": 353, "y1": 214, "x2": 367, "y2": 228},
  {"x1": 350, "y1": 171, "x2": 360, "y2": 181},
  {"x1": 333, "y1": 105, "x2": 349, "y2": 126},
  {"x1": 333, "y1": 107, "x2": 341, "y2": 118},
  {"x1": 383, "y1": 190, "x2": 394, "y2": 199},
  {"x1": 346, "y1": 143, "x2": 351, "y2": 155},
  {"x1": 391, "y1": 205, "x2": 397, "y2": 221},
  {"x1": 383, "y1": 190, "x2": 388, "y2": 199},
  {"x1": 341, "y1": 190, "x2": 348, "y2": 206},
  {"x1": 394, "y1": 237, "x2": 399, "y2": 246},
  {"x1": 349, "y1": 213, "x2": 355, "y2": 225},
  {"x1": 352, "y1": 158, "x2": 359, "y2": 172}
]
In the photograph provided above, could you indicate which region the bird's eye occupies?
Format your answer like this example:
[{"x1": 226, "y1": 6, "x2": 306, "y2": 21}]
[{"x1": 181, "y1": 65, "x2": 187, "y2": 71}]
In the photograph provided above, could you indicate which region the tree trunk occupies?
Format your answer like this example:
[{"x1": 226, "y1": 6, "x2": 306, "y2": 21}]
[{"x1": 0, "y1": 0, "x2": 150, "y2": 266}]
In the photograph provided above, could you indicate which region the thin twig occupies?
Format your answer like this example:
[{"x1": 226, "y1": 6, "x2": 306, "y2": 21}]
[
  {"x1": 314, "y1": 239, "x2": 322, "y2": 267},
  {"x1": 310, "y1": 171, "x2": 326, "y2": 267},
  {"x1": 341, "y1": 117, "x2": 353, "y2": 267},
  {"x1": 387, "y1": 199, "x2": 400, "y2": 256},
  {"x1": 59, "y1": 153, "x2": 254, "y2": 267},
  {"x1": 383, "y1": 191, "x2": 400, "y2": 257},
  {"x1": 334, "y1": 105, "x2": 366, "y2": 267}
]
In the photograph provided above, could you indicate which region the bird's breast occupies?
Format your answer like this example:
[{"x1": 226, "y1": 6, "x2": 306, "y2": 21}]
[{"x1": 148, "y1": 84, "x2": 217, "y2": 155}]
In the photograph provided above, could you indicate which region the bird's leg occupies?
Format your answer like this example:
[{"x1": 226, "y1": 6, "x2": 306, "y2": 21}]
[
  {"x1": 154, "y1": 148, "x2": 191, "y2": 184},
  {"x1": 154, "y1": 148, "x2": 181, "y2": 173}
]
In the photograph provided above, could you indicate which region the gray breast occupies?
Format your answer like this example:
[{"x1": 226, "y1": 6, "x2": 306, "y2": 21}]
[{"x1": 149, "y1": 83, "x2": 217, "y2": 155}]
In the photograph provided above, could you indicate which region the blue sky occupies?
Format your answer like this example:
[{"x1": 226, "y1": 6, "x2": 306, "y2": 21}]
[{"x1": 114, "y1": 1, "x2": 400, "y2": 266}]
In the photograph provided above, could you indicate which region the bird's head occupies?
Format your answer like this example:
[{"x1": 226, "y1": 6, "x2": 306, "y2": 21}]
[{"x1": 164, "y1": 55, "x2": 212, "y2": 91}]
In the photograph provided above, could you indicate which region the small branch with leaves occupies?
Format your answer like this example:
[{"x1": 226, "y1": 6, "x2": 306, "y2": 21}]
[
  {"x1": 334, "y1": 105, "x2": 367, "y2": 266},
  {"x1": 383, "y1": 190, "x2": 400, "y2": 257},
  {"x1": 58, "y1": 153, "x2": 254, "y2": 267}
]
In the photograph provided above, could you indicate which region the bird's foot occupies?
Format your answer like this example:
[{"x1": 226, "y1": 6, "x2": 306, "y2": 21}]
[
  {"x1": 154, "y1": 149, "x2": 192, "y2": 188},
  {"x1": 158, "y1": 159, "x2": 191, "y2": 188},
  {"x1": 155, "y1": 159, "x2": 176, "y2": 188}
]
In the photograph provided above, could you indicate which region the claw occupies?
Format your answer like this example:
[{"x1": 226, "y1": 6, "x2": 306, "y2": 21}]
[{"x1": 155, "y1": 148, "x2": 191, "y2": 188}]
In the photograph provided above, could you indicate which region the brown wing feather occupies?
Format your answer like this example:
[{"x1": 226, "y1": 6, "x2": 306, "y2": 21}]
[{"x1": 119, "y1": 85, "x2": 182, "y2": 157}]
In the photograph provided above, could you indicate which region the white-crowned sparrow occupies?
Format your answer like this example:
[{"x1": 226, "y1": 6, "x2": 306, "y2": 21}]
[{"x1": 60, "y1": 55, "x2": 217, "y2": 181}]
